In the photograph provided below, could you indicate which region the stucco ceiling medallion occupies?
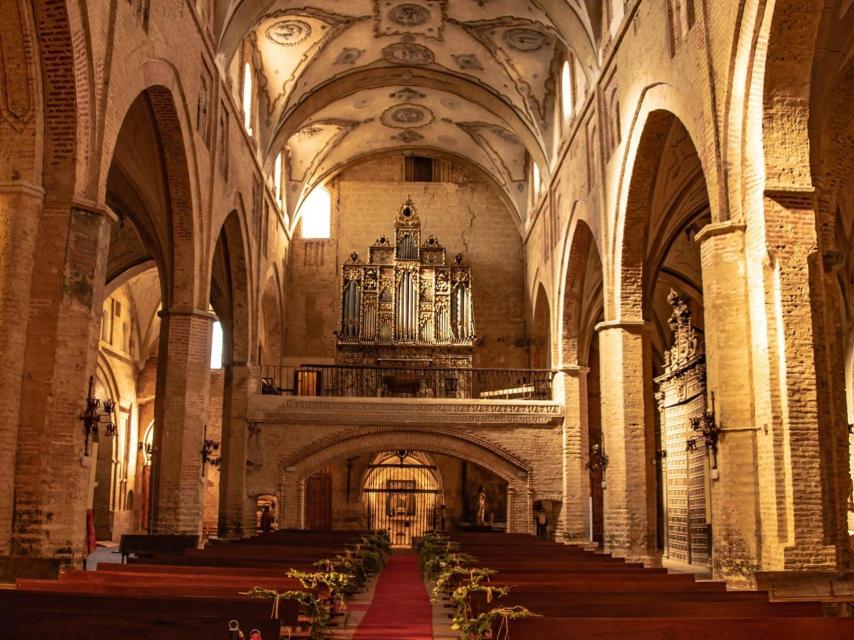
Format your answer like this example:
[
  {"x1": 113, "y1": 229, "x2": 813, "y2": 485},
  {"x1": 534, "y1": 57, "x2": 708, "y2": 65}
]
[
  {"x1": 390, "y1": 87, "x2": 427, "y2": 101},
  {"x1": 382, "y1": 42, "x2": 435, "y2": 65},
  {"x1": 452, "y1": 53, "x2": 484, "y2": 71},
  {"x1": 392, "y1": 130, "x2": 426, "y2": 143},
  {"x1": 381, "y1": 103, "x2": 435, "y2": 129},
  {"x1": 502, "y1": 27, "x2": 547, "y2": 52},
  {"x1": 334, "y1": 47, "x2": 366, "y2": 65},
  {"x1": 374, "y1": 0, "x2": 447, "y2": 41},
  {"x1": 266, "y1": 19, "x2": 312, "y2": 46}
]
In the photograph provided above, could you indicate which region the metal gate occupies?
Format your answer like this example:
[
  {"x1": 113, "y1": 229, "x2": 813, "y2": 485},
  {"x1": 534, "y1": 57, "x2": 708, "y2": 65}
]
[{"x1": 363, "y1": 451, "x2": 441, "y2": 547}]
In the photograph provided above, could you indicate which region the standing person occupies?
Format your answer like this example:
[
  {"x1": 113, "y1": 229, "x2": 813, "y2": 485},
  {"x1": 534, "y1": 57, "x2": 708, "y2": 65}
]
[
  {"x1": 260, "y1": 505, "x2": 274, "y2": 534},
  {"x1": 536, "y1": 505, "x2": 548, "y2": 539}
]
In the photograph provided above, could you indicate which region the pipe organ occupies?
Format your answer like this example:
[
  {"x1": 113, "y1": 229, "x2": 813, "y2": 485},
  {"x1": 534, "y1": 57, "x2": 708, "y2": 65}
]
[{"x1": 336, "y1": 198, "x2": 476, "y2": 370}]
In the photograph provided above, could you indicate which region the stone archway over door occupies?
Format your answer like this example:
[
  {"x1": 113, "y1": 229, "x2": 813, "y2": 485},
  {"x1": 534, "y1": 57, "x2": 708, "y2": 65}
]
[{"x1": 279, "y1": 427, "x2": 534, "y2": 534}]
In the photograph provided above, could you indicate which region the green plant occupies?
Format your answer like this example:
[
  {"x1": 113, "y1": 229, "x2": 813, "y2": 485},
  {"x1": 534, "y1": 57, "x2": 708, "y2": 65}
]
[
  {"x1": 285, "y1": 568, "x2": 358, "y2": 610},
  {"x1": 456, "y1": 605, "x2": 540, "y2": 640},
  {"x1": 433, "y1": 565, "x2": 494, "y2": 601},
  {"x1": 241, "y1": 587, "x2": 331, "y2": 639}
]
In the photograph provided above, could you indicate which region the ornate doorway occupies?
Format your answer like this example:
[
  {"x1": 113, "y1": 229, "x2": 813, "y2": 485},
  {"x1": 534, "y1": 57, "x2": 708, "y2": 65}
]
[{"x1": 363, "y1": 451, "x2": 441, "y2": 547}]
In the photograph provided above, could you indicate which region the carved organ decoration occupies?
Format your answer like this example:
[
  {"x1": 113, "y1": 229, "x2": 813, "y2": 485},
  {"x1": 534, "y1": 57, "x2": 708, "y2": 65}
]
[
  {"x1": 654, "y1": 290, "x2": 711, "y2": 567},
  {"x1": 336, "y1": 198, "x2": 475, "y2": 369}
]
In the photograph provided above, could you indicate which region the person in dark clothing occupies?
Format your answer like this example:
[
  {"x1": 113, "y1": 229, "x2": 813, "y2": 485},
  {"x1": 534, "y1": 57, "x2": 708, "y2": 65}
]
[{"x1": 260, "y1": 506, "x2": 274, "y2": 533}]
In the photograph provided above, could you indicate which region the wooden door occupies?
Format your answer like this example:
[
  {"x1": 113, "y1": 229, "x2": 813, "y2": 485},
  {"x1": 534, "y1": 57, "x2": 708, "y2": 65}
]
[{"x1": 305, "y1": 473, "x2": 332, "y2": 529}]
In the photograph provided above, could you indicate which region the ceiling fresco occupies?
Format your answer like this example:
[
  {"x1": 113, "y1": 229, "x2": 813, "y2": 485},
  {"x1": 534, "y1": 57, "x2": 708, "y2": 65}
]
[{"x1": 217, "y1": 0, "x2": 599, "y2": 227}]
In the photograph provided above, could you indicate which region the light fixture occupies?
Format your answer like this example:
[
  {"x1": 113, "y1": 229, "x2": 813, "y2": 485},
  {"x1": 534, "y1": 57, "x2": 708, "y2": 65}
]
[
  {"x1": 587, "y1": 443, "x2": 609, "y2": 488},
  {"x1": 80, "y1": 376, "x2": 115, "y2": 456},
  {"x1": 201, "y1": 424, "x2": 221, "y2": 473}
]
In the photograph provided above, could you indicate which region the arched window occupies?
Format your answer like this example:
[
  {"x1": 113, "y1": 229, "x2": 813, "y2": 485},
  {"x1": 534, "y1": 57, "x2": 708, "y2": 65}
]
[
  {"x1": 299, "y1": 186, "x2": 332, "y2": 239},
  {"x1": 242, "y1": 62, "x2": 253, "y2": 135},
  {"x1": 210, "y1": 320, "x2": 223, "y2": 369},
  {"x1": 561, "y1": 59, "x2": 574, "y2": 121},
  {"x1": 532, "y1": 162, "x2": 541, "y2": 197},
  {"x1": 273, "y1": 152, "x2": 283, "y2": 206}
]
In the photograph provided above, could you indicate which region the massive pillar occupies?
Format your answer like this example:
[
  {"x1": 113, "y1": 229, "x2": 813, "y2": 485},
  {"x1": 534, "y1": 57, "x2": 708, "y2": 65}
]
[
  {"x1": 150, "y1": 309, "x2": 214, "y2": 535},
  {"x1": 595, "y1": 320, "x2": 657, "y2": 564},
  {"x1": 557, "y1": 365, "x2": 592, "y2": 543},
  {"x1": 753, "y1": 191, "x2": 839, "y2": 570},
  {"x1": 696, "y1": 221, "x2": 761, "y2": 587},
  {"x1": 13, "y1": 204, "x2": 112, "y2": 565},
  {"x1": 0, "y1": 183, "x2": 43, "y2": 554},
  {"x1": 218, "y1": 362, "x2": 256, "y2": 537}
]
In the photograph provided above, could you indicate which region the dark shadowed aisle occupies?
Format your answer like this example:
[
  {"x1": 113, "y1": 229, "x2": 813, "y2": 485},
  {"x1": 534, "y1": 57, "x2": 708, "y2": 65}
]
[{"x1": 352, "y1": 552, "x2": 433, "y2": 640}]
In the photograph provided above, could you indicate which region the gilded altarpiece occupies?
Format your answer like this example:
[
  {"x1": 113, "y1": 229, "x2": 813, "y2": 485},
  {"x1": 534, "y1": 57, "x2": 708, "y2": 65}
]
[
  {"x1": 654, "y1": 291, "x2": 711, "y2": 567},
  {"x1": 335, "y1": 199, "x2": 475, "y2": 397}
]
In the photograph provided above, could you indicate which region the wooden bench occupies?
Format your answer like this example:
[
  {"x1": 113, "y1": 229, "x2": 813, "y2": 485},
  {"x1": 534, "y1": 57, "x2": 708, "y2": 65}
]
[{"x1": 117, "y1": 534, "x2": 198, "y2": 563}]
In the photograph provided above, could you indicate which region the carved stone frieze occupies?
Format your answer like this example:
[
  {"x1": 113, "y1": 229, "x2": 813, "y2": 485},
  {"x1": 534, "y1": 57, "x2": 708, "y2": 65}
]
[{"x1": 248, "y1": 395, "x2": 563, "y2": 428}]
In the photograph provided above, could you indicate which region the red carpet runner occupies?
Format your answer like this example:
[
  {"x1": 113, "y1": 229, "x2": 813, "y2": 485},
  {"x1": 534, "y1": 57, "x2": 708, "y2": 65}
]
[{"x1": 353, "y1": 552, "x2": 433, "y2": 640}]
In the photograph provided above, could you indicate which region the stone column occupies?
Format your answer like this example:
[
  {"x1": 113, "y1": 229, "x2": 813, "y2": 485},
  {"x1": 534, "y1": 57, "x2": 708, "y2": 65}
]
[
  {"x1": 696, "y1": 221, "x2": 761, "y2": 587},
  {"x1": 595, "y1": 320, "x2": 658, "y2": 564},
  {"x1": 0, "y1": 183, "x2": 42, "y2": 554},
  {"x1": 218, "y1": 362, "x2": 255, "y2": 537},
  {"x1": 13, "y1": 204, "x2": 112, "y2": 565},
  {"x1": 757, "y1": 190, "x2": 838, "y2": 569},
  {"x1": 150, "y1": 309, "x2": 214, "y2": 536},
  {"x1": 557, "y1": 365, "x2": 592, "y2": 543}
]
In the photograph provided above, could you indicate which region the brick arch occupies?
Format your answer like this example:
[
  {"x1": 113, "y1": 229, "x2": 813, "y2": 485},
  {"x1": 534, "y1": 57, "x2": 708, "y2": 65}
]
[
  {"x1": 211, "y1": 208, "x2": 253, "y2": 364},
  {"x1": 531, "y1": 282, "x2": 553, "y2": 370},
  {"x1": 99, "y1": 59, "x2": 202, "y2": 310},
  {"x1": 279, "y1": 426, "x2": 534, "y2": 533},
  {"x1": 614, "y1": 108, "x2": 710, "y2": 321},
  {"x1": 559, "y1": 218, "x2": 602, "y2": 367}
]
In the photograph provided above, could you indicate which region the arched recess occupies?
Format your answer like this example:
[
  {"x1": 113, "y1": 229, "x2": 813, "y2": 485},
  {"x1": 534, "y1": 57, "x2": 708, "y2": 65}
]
[
  {"x1": 603, "y1": 108, "x2": 713, "y2": 564},
  {"x1": 279, "y1": 427, "x2": 533, "y2": 533},
  {"x1": 259, "y1": 265, "x2": 285, "y2": 365},
  {"x1": 531, "y1": 283, "x2": 552, "y2": 370},
  {"x1": 557, "y1": 217, "x2": 605, "y2": 544},
  {"x1": 211, "y1": 208, "x2": 255, "y2": 536}
]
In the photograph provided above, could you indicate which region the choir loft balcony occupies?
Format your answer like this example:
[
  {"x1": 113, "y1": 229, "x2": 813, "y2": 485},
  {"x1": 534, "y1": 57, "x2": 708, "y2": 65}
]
[{"x1": 250, "y1": 364, "x2": 564, "y2": 428}]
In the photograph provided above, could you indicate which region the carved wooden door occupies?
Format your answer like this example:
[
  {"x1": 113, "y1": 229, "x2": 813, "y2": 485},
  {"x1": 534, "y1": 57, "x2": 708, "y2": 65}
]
[{"x1": 305, "y1": 473, "x2": 332, "y2": 529}]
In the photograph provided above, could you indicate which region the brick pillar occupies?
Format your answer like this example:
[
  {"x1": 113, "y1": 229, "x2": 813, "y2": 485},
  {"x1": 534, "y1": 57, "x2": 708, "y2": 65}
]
[
  {"x1": 557, "y1": 366, "x2": 592, "y2": 543},
  {"x1": 279, "y1": 470, "x2": 302, "y2": 529},
  {"x1": 759, "y1": 190, "x2": 838, "y2": 569},
  {"x1": 13, "y1": 204, "x2": 112, "y2": 565},
  {"x1": 150, "y1": 309, "x2": 214, "y2": 535},
  {"x1": 0, "y1": 183, "x2": 42, "y2": 554},
  {"x1": 218, "y1": 363, "x2": 255, "y2": 537},
  {"x1": 595, "y1": 320, "x2": 658, "y2": 564},
  {"x1": 697, "y1": 221, "x2": 761, "y2": 587}
]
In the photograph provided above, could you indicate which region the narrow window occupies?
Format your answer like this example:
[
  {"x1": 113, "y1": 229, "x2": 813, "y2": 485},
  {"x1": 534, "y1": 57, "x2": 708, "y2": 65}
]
[
  {"x1": 561, "y1": 60, "x2": 573, "y2": 121},
  {"x1": 242, "y1": 62, "x2": 253, "y2": 135},
  {"x1": 532, "y1": 162, "x2": 541, "y2": 196},
  {"x1": 300, "y1": 186, "x2": 332, "y2": 239},
  {"x1": 274, "y1": 152, "x2": 283, "y2": 206},
  {"x1": 210, "y1": 320, "x2": 223, "y2": 369}
]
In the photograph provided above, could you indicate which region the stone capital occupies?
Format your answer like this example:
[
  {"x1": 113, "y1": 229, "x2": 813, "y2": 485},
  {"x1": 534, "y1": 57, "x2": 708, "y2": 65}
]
[
  {"x1": 695, "y1": 220, "x2": 747, "y2": 245},
  {"x1": 158, "y1": 308, "x2": 218, "y2": 322},
  {"x1": 558, "y1": 364, "x2": 590, "y2": 376},
  {"x1": 0, "y1": 181, "x2": 45, "y2": 200},
  {"x1": 594, "y1": 319, "x2": 651, "y2": 334}
]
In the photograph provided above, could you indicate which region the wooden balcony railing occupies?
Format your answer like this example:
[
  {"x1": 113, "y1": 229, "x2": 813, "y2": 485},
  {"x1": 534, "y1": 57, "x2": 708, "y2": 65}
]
[{"x1": 259, "y1": 364, "x2": 555, "y2": 401}]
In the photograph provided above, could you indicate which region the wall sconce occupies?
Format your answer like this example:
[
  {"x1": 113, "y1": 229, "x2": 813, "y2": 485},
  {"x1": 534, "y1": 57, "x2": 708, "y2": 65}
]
[
  {"x1": 587, "y1": 443, "x2": 609, "y2": 488},
  {"x1": 688, "y1": 396, "x2": 722, "y2": 480},
  {"x1": 80, "y1": 376, "x2": 115, "y2": 456},
  {"x1": 201, "y1": 424, "x2": 221, "y2": 474}
]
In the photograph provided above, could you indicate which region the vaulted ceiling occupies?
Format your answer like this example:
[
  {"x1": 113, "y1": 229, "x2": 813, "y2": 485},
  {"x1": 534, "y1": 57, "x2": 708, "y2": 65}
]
[{"x1": 215, "y1": 1, "x2": 600, "y2": 227}]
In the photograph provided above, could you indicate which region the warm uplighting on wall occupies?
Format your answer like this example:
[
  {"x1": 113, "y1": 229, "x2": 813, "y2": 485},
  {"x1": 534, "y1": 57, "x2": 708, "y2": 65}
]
[
  {"x1": 299, "y1": 185, "x2": 332, "y2": 239},
  {"x1": 242, "y1": 62, "x2": 253, "y2": 135}
]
